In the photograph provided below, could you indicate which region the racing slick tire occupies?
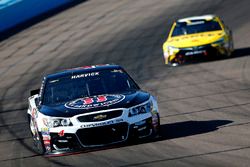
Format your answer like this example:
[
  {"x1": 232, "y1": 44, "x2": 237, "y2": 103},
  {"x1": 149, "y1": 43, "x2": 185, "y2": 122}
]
[
  {"x1": 223, "y1": 35, "x2": 234, "y2": 58},
  {"x1": 168, "y1": 55, "x2": 186, "y2": 67},
  {"x1": 226, "y1": 40, "x2": 234, "y2": 58},
  {"x1": 150, "y1": 113, "x2": 161, "y2": 141},
  {"x1": 28, "y1": 115, "x2": 45, "y2": 154}
]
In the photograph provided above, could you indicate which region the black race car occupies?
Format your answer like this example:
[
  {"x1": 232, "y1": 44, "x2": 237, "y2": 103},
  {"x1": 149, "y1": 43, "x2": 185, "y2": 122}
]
[{"x1": 27, "y1": 64, "x2": 160, "y2": 154}]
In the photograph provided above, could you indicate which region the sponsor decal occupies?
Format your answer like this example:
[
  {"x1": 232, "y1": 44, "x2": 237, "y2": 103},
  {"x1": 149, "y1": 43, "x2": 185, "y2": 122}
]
[
  {"x1": 111, "y1": 69, "x2": 123, "y2": 73},
  {"x1": 41, "y1": 131, "x2": 49, "y2": 136},
  {"x1": 185, "y1": 50, "x2": 206, "y2": 56},
  {"x1": 81, "y1": 118, "x2": 124, "y2": 128},
  {"x1": 42, "y1": 118, "x2": 48, "y2": 126},
  {"x1": 44, "y1": 140, "x2": 50, "y2": 145},
  {"x1": 42, "y1": 135, "x2": 51, "y2": 141},
  {"x1": 187, "y1": 21, "x2": 205, "y2": 25},
  {"x1": 44, "y1": 138, "x2": 51, "y2": 152},
  {"x1": 83, "y1": 98, "x2": 94, "y2": 105},
  {"x1": 31, "y1": 108, "x2": 37, "y2": 118},
  {"x1": 41, "y1": 127, "x2": 49, "y2": 131},
  {"x1": 93, "y1": 114, "x2": 107, "y2": 121},
  {"x1": 96, "y1": 95, "x2": 107, "y2": 102},
  {"x1": 71, "y1": 72, "x2": 99, "y2": 79},
  {"x1": 39, "y1": 78, "x2": 45, "y2": 96},
  {"x1": 58, "y1": 140, "x2": 68, "y2": 143},
  {"x1": 65, "y1": 94, "x2": 125, "y2": 109},
  {"x1": 41, "y1": 127, "x2": 50, "y2": 136},
  {"x1": 58, "y1": 130, "x2": 65, "y2": 137}
]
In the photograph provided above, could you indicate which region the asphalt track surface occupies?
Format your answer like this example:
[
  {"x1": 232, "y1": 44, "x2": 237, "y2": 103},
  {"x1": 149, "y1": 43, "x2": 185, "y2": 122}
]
[{"x1": 0, "y1": 0, "x2": 250, "y2": 166}]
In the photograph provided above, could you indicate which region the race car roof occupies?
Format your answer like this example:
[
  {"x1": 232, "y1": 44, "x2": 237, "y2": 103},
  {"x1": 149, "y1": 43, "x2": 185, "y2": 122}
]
[
  {"x1": 177, "y1": 14, "x2": 216, "y2": 23},
  {"x1": 45, "y1": 64, "x2": 122, "y2": 80}
]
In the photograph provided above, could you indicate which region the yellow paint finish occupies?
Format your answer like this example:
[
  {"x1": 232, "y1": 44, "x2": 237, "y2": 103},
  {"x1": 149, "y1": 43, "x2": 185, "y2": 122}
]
[{"x1": 166, "y1": 30, "x2": 225, "y2": 48}]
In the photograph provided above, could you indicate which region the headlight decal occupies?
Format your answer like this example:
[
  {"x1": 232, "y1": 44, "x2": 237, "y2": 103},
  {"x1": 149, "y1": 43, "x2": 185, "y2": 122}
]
[
  {"x1": 168, "y1": 46, "x2": 179, "y2": 55},
  {"x1": 47, "y1": 118, "x2": 72, "y2": 128},
  {"x1": 128, "y1": 101, "x2": 152, "y2": 117}
]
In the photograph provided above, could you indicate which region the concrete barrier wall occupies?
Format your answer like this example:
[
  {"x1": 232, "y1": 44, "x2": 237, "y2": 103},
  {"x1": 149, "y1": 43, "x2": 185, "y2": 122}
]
[{"x1": 0, "y1": 0, "x2": 73, "y2": 33}]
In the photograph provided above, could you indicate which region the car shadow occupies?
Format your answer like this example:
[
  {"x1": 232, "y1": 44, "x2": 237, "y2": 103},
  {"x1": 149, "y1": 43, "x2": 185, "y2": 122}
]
[
  {"x1": 231, "y1": 47, "x2": 250, "y2": 58},
  {"x1": 0, "y1": 0, "x2": 88, "y2": 41},
  {"x1": 157, "y1": 119, "x2": 233, "y2": 140}
]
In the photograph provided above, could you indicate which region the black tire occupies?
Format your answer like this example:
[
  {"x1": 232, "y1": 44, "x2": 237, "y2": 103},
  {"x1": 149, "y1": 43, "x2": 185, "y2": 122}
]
[
  {"x1": 169, "y1": 55, "x2": 186, "y2": 66},
  {"x1": 28, "y1": 115, "x2": 45, "y2": 154},
  {"x1": 223, "y1": 36, "x2": 234, "y2": 58},
  {"x1": 33, "y1": 133, "x2": 46, "y2": 155},
  {"x1": 227, "y1": 40, "x2": 234, "y2": 57},
  {"x1": 151, "y1": 114, "x2": 160, "y2": 138}
]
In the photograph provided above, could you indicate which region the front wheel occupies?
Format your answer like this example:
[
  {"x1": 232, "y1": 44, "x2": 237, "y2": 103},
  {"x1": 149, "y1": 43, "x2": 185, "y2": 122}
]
[
  {"x1": 28, "y1": 115, "x2": 45, "y2": 154},
  {"x1": 227, "y1": 40, "x2": 234, "y2": 57},
  {"x1": 169, "y1": 55, "x2": 186, "y2": 66},
  {"x1": 223, "y1": 39, "x2": 234, "y2": 58},
  {"x1": 151, "y1": 114, "x2": 160, "y2": 138}
]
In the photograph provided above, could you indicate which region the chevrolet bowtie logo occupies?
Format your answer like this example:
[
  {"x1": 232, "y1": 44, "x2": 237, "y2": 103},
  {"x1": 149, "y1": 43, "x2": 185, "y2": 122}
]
[{"x1": 93, "y1": 114, "x2": 107, "y2": 120}]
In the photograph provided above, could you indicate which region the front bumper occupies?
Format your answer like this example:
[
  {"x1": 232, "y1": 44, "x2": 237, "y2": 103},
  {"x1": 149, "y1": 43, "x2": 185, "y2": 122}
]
[
  {"x1": 165, "y1": 44, "x2": 228, "y2": 65},
  {"x1": 44, "y1": 116, "x2": 159, "y2": 155}
]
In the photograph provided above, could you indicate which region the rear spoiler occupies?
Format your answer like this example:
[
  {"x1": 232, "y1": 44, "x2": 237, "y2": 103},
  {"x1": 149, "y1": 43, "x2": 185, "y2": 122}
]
[{"x1": 30, "y1": 89, "x2": 40, "y2": 96}]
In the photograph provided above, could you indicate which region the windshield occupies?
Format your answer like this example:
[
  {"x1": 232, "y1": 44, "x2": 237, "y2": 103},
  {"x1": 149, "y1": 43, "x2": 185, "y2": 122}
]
[
  {"x1": 42, "y1": 69, "x2": 139, "y2": 105},
  {"x1": 172, "y1": 19, "x2": 222, "y2": 37}
]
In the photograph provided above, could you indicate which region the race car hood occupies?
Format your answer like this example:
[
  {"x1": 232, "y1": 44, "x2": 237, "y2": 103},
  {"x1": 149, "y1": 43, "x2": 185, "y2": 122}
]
[
  {"x1": 39, "y1": 90, "x2": 150, "y2": 117},
  {"x1": 166, "y1": 30, "x2": 225, "y2": 48}
]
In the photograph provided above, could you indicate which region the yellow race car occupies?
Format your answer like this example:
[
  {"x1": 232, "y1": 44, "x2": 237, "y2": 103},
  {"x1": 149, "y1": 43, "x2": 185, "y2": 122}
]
[{"x1": 162, "y1": 15, "x2": 234, "y2": 66}]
